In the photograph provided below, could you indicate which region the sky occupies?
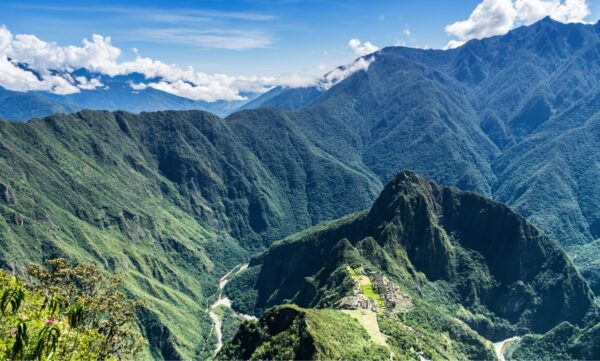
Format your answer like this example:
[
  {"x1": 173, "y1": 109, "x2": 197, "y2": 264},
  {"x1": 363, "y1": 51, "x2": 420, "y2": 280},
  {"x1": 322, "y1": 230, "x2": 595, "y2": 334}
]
[{"x1": 0, "y1": 0, "x2": 599, "y2": 101}]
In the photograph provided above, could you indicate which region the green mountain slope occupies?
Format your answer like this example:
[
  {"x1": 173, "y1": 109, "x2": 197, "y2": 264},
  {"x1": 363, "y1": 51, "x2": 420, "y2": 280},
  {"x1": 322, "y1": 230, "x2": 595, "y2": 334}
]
[
  {"x1": 0, "y1": 109, "x2": 379, "y2": 358},
  {"x1": 223, "y1": 171, "x2": 595, "y2": 359},
  {"x1": 507, "y1": 317, "x2": 600, "y2": 360},
  {"x1": 3, "y1": 18, "x2": 600, "y2": 359},
  {"x1": 243, "y1": 18, "x2": 600, "y2": 254},
  {"x1": 217, "y1": 305, "x2": 393, "y2": 361}
]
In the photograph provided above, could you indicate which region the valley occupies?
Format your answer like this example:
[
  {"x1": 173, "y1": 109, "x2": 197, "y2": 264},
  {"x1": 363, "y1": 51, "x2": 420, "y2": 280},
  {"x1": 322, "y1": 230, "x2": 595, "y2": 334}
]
[
  {"x1": 209, "y1": 263, "x2": 256, "y2": 355},
  {"x1": 1, "y1": 13, "x2": 600, "y2": 361}
]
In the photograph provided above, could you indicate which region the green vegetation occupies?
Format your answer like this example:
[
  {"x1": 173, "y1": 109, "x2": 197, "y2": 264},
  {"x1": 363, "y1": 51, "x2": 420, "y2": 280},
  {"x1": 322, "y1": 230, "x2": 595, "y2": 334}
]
[
  {"x1": 570, "y1": 240, "x2": 600, "y2": 295},
  {"x1": 217, "y1": 305, "x2": 391, "y2": 361},
  {"x1": 226, "y1": 171, "x2": 595, "y2": 359},
  {"x1": 4, "y1": 18, "x2": 600, "y2": 360},
  {"x1": 362, "y1": 284, "x2": 384, "y2": 309},
  {"x1": 0, "y1": 109, "x2": 379, "y2": 358},
  {"x1": 507, "y1": 319, "x2": 600, "y2": 360},
  {"x1": 379, "y1": 302, "x2": 494, "y2": 360},
  {"x1": 0, "y1": 259, "x2": 143, "y2": 360}
]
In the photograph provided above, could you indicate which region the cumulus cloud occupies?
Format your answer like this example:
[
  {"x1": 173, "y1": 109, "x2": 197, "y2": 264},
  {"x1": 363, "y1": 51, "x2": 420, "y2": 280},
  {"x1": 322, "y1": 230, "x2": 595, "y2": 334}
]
[
  {"x1": 348, "y1": 39, "x2": 379, "y2": 56},
  {"x1": 0, "y1": 24, "x2": 316, "y2": 101},
  {"x1": 445, "y1": 0, "x2": 591, "y2": 49}
]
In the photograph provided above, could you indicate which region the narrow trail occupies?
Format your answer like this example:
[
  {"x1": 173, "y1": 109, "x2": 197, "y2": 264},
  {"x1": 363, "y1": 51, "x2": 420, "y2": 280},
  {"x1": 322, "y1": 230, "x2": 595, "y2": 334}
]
[
  {"x1": 493, "y1": 336, "x2": 521, "y2": 361},
  {"x1": 208, "y1": 264, "x2": 256, "y2": 356}
]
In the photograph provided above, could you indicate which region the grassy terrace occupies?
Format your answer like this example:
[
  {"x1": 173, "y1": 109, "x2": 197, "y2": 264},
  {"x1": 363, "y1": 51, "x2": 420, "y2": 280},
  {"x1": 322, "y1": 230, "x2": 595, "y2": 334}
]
[{"x1": 347, "y1": 266, "x2": 385, "y2": 312}]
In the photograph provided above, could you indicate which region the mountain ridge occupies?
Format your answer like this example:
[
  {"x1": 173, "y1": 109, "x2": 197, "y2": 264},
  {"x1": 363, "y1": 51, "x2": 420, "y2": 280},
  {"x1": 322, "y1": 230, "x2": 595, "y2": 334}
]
[{"x1": 239, "y1": 18, "x2": 600, "y2": 254}]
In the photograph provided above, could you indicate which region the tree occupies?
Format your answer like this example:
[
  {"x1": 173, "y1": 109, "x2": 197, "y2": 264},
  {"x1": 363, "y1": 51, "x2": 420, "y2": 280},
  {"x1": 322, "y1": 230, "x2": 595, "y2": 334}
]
[{"x1": 0, "y1": 259, "x2": 145, "y2": 360}]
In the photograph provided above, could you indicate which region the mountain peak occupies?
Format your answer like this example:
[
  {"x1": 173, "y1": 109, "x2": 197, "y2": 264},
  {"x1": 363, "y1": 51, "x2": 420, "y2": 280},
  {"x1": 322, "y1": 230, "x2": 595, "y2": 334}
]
[
  {"x1": 537, "y1": 15, "x2": 559, "y2": 25},
  {"x1": 231, "y1": 171, "x2": 593, "y2": 338}
]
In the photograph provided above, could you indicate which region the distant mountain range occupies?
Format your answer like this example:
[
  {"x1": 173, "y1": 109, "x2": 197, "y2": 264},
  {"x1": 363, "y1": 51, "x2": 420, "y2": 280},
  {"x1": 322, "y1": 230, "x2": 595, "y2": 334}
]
[{"x1": 0, "y1": 71, "x2": 260, "y2": 121}]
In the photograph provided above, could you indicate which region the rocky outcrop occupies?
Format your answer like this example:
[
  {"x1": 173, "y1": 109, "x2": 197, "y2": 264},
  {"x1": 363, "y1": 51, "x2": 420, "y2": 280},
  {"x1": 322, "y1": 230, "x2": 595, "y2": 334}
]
[{"x1": 0, "y1": 183, "x2": 16, "y2": 205}]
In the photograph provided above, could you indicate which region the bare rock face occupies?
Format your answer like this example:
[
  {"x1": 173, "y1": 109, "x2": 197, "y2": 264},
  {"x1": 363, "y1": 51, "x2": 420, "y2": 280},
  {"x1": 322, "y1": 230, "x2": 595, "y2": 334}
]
[
  {"x1": 13, "y1": 212, "x2": 24, "y2": 226},
  {"x1": 0, "y1": 183, "x2": 17, "y2": 205}
]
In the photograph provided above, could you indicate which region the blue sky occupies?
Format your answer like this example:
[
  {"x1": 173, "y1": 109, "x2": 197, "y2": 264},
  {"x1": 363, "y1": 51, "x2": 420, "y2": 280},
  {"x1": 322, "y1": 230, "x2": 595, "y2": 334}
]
[
  {"x1": 1, "y1": 0, "x2": 599, "y2": 101},
  {"x1": 0, "y1": 0, "x2": 581, "y2": 76}
]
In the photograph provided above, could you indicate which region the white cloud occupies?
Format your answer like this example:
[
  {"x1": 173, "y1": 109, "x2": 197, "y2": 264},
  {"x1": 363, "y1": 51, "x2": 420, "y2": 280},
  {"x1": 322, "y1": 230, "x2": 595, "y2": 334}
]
[
  {"x1": 445, "y1": 0, "x2": 517, "y2": 47},
  {"x1": 0, "y1": 23, "x2": 378, "y2": 100},
  {"x1": 403, "y1": 27, "x2": 412, "y2": 37},
  {"x1": 128, "y1": 28, "x2": 273, "y2": 50},
  {"x1": 319, "y1": 56, "x2": 375, "y2": 90},
  {"x1": 444, "y1": 40, "x2": 467, "y2": 50},
  {"x1": 129, "y1": 82, "x2": 148, "y2": 91},
  {"x1": 75, "y1": 76, "x2": 104, "y2": 90},
  {"x1": 275, "y1": 73, "x2": 317, "y2": 88},
  {"x1": 445, "y1": 0, "x2": 591, "y2": 49},
  {"x1": 515, "y1": 0, "x2": 590, "y2": 23},
  {"x1": 0, "y1": 24, "x2": 314, "y2": 101},
  {"x1": 348, "y1": 39, "x2": 379, "y2": 56}
]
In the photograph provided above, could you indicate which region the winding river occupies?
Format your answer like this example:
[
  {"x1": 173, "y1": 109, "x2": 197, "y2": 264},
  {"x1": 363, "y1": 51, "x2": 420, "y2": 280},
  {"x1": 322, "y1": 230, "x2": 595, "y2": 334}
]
[{"x1": 208, "y1": 264, "x2": 256, "y2": 355}]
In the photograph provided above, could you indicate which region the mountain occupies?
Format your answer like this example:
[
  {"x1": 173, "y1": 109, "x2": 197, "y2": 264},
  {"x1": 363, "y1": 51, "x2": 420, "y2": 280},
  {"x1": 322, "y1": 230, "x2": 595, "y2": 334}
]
[
  {"x1": 0, "y1": 110, "x2": 379, "y2": 358},
  {"x1": 239, "y1": 86, "x2": 323, "y2": 112},
  {"x1": 245, "y1": 18, "x2": 600, "y2": 245},
  {"x1": 507, "y1": 320, "x2": 600, "y2": 360},
  {"x1": 3, "y1": 18, "x2": 600, "y2": 359},
  {"x1": 0, "y1": 73, "x2": 259, "y2": 122},
  {"x1": 222, "y1": 171, "x2": 597, "y2": 359},
  {"x1": 0, "y1": 86, "x2": 80, "y2": 121},
  {"x1": 235, "y1": 18, "x2": 600, "y2": 291}
]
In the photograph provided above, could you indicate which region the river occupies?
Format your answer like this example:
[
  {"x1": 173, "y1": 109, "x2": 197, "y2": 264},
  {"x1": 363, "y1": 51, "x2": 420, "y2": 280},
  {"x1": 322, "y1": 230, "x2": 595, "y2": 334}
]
[
  {"x1": 208, "y1": 263, "x2": 256, "y2": 356},
  {"x1": 493, "y1": 336, "x2": 521, "y2": 361}
]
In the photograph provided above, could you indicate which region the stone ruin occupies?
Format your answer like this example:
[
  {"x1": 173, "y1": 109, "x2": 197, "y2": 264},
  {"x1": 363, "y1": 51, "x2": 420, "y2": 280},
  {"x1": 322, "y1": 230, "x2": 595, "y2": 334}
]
[
  {"x1": 336, "y1": 266, "x2": 412, "y2": 313},
  {"x1": 372, "y1": 271, "x2": 413, "y2": 312}
]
